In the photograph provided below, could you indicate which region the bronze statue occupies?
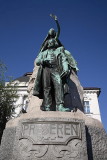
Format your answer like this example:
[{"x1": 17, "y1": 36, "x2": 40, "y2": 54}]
[{"x1": 33, "y1": 14, "x2": 79, "y2": 112}]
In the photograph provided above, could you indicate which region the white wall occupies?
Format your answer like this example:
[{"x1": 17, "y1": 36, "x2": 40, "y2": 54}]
[{"x1": 83, "y1": 91, "x2": 101, "y2": 122}]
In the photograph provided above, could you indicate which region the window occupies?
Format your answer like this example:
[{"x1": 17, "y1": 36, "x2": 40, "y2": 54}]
[{"x1": 84, "y1": 101, "x2": 90, "y2": 114}]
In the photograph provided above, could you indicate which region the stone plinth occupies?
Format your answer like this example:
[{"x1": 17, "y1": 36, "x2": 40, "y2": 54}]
[{"x1": 0, "y1": 110, "x2": 107, "y2": 160}]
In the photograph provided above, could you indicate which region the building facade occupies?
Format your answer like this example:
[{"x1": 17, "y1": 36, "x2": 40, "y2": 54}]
[{"x1": 9, "y1": 72, "x2": 101, "y2": 121}]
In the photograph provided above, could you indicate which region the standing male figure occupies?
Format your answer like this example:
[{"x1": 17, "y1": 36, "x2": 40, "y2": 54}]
[{"x1": 33, "y1": 15, "x2": 70, "y2": 111}]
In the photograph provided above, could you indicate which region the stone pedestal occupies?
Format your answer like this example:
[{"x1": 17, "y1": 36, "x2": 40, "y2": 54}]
[
  {"x1": 1, "y1": 110, "x2": 107, "y2": 160},
  {"x1": 0, "y1": 110, "x2": 88, "y2": 160}
]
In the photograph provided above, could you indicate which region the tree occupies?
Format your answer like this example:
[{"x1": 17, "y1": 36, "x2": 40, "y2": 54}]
[{"x1": 0, "y1": 61, "x2": 18, "y2": 144}]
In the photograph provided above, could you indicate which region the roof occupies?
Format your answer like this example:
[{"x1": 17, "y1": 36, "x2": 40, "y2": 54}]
[
  {"x1": 83, "y1": 87, "x2": 101, "y2": 96},
  {"x1": 83, "y1": 87, "x2": 101, "y2": 91},
  {"x1": 14, "y1": 72, "x2": 32, "y2": 82}
]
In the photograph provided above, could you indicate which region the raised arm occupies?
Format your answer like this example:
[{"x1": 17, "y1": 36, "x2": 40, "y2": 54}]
[{"x1": 50, "y1": 14, "x2": 60, "y2": 40}]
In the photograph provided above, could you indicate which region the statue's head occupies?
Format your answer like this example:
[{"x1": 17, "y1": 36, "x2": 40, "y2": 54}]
[{"x1": 48, "y1": 28, "x2": 56, "y2": 38}]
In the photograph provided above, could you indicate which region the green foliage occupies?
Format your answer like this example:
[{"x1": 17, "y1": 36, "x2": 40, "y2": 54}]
[{"x1": 0, "y1": 60, "x2": 18, "y2": 144}]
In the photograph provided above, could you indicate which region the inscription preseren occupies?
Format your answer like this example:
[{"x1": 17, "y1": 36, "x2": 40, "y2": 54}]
[{"x1": 20, "y1": 121, "x2": 81, "y2": 144}]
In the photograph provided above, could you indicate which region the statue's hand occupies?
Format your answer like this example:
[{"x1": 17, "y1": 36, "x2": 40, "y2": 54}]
[{"x1": 50, "y1": 14, "x2": 57, "y2": 21}]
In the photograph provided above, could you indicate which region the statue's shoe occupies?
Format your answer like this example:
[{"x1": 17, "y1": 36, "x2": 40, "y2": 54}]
[
  {"x1": 44, "y1": 106, "x2": 51, "y2": 111},
  {"x1": 56, "y1": 104, "x2": 70, "y2": 112}
]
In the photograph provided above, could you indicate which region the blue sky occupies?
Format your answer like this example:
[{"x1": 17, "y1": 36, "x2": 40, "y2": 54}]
[{"x1": 0, "y1": 0, "x2": 107, "y2": 131}]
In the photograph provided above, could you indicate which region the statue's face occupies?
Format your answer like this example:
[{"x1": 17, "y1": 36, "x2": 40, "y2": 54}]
[{"x1": 48, "y1": 39, "x2": 56, "y2": 48}]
